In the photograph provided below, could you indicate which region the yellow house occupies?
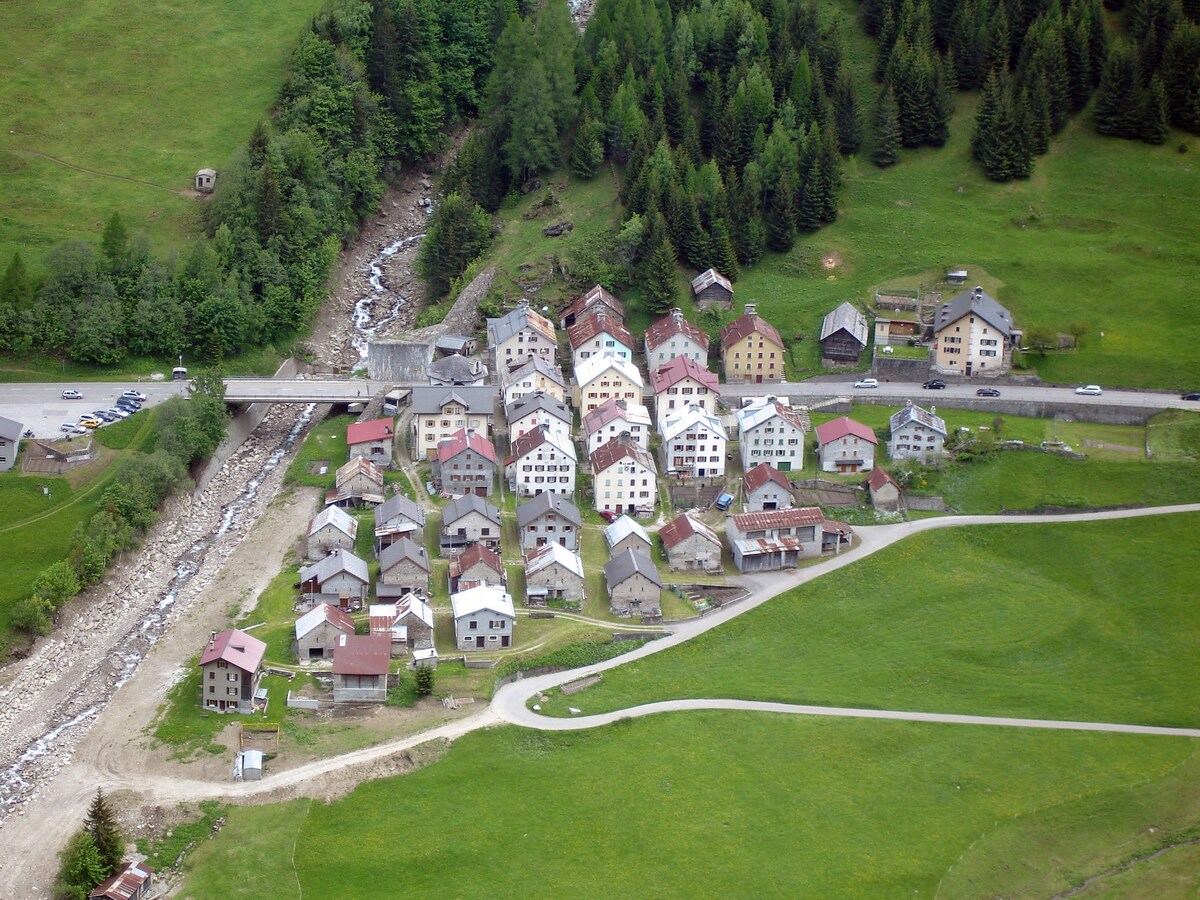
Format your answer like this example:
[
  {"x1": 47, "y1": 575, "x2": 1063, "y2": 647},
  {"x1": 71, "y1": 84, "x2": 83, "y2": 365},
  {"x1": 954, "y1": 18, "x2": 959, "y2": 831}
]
[
  {"x1": 719, "y1": 304, "x2": 785, "y2": 384},
  {"x1": 572, "y1": 351, "x2": 644, "y2": 415}
]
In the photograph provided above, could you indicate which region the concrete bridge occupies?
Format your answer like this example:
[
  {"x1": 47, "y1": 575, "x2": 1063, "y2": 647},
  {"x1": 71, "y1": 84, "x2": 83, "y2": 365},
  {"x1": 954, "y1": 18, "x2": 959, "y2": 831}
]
[{"x1": 221, "y1": 378, "x2": 402, "y2": 404}]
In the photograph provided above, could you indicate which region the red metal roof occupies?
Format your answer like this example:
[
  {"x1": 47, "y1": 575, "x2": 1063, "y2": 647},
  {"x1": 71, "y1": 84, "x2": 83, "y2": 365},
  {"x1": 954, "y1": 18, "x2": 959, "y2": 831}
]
[
  {"x1": 589, "y1": 434, "x2": 656, "y2": 476},
  {"x1": 732, "y1": 507, "x2": 824, "y2": 533},
  {"x1": 649, "y1": 355, "x2": 720, "y2": 394},
  {"x1": 720, "y1": 311, "x2": 784, "y2": 351},
  {"x1": 331, "y1": 634, "x2": 392, "y2": 676},
  {"x1": 198, "y1": 628, "x2": 266, "y2": 674},
  {"x1": 659, "y1": 514, "x2": 721, "y2": 550},
  {"x1": 743, "y1": 463, "x2": 791, "y2": 493},
  {"x1": 89, "y1": 861, "x2": 152, "y2": 900},
  {"x1": 562, "y1": 284, "x2": 626, "y2": 322},
  {"x1": 867, "y1": 467, "x2": 898, "y2": 490},
  {"x1": 645, "y1": 308, "x2": 710, "y2": 353},
  {"x1": 449, "y1": 542, "x2": 503, "y2": 578},
  {"x1": 347, "y1": 418, "x2": 395, "y2": 446},
  {"x1": 436, "y1": 427, "x2": 498, "y2": 464},
  {"x1": 567, "y1": 311, "x2": 635, "y2": 351},
  {"x1": 814, "y1": 416, "x2": 878, "y2": 445}
]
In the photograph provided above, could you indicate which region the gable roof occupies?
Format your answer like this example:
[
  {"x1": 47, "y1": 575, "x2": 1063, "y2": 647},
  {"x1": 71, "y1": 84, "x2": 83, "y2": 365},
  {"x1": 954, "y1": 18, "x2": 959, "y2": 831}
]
[
  {"x1": 934, "y1": 286, "x2": 1013, "y2": 336},
  {"x1": 589, "y1": 435, "x2": 656, "y2": 476},
  {"x1": 660, "y1": 404, "x2": 725, "y2": 443},
  {"x1": 889, "y1": 403, "x2": 948, "y2": 437},
  {"x1": 645, "y1": 308, "x2": 710, "y2": 353},
  {"x1": 819, "y1": 302, "x2": 869, "y2": 346},
  {"x1": 449, "y1": 542, "x2": 503, "y2": 577},
  {"x1": 743, "y1": 463, "x2": 791, "y2": 494},
  {"x1": 300, "y1": 548, "x2": 370, "y2": 586},
  {"x1": 410, "y1": 386, "x2": 498, "y2": 416},
  {"x1": 374, "y1": 493, "x2": 426, "y2": 529},
  {"x1": 659, "y1": 514, "x2": 721, "y2": 551},
  {"x1": 573, "y1": 351, "x2": 644, "y2": 391},
  {"x1": 442, "y1": 492, "x2": 501, "y2": 527},
  {"x1": 436, "y1": 427, "x2": 498, "y2": 464},
  {"x1": 396, "y1": 595, "x2": 435, "y2": 629},
  {"x1": 505, "y1": 424, "x2": 577, "y2": 466},
  {"x1": 379, "y1": 537, "x2": 430, "y2": 574},
  {"x1": 867, "y1": 466, "x2": 899, "y2": 491},
  {"x1": 525, "y1": 541, "x2": 584, "y2": 579},
  {"x1": 582, "y1": 397, "x2": 651, "y2": 438},
  {"x1": 451, "y1": 584, "x2": 515, "y2": 619},
  {"x1": 603, "y1": 548, "x2": 662, "y2": 588},
  {"x1": 331, "y1": 634, "x2": 391, "y2": 676},
  {"x1": 690, "y1": 268, "x2": 734, "y2": 295},
  {"x1": 502, "y1": 354, "x2": 565, "y2": 388},
  {"x1": 720, "y1": 310, "x2": 783, "y2": 350},
  {"x1": 562, "y1": 284, "x2": 626, "y2": 323},
  {"x1": 89, "y1": 862, "x2": 153, "y2": 900},
  {"x1": 649, "y1": 355, "x2": 720, "y2": 395},
  {"x1": 737, "y1": 399, "x2": 810, "y2": 435},
  {"x1": 732, "y1": 506, "x2": 824, "y2": 533},
  {"x1": 199, "y1": 628, "x2": 266, "y2": 673},
  {"x1": 428, "y1": 353, "x2": 486, "y2": 384},
  {"x1": 506, "y1": 391, "x2": 573, "y2": 427},
  {"x1": 295, "y1": 602, "x2": 356, "y2": 640},
  {"x1": 568, "y1": 311, "x2": 635, "y2": 352},
  {"x1": 308, "y1": 505, "x2": 358, "y2": 540},
  {"x1": 0, "y1": 415, "x2": 22, "y2": 441},
  {"x1": 487, "y1": 301, "x2": 557, "y2": 347},
  {"x1": 346, "y1": 418, "x2": 394, "y2": 446},
  {"x1": 515, "y1": 492, "x2": 582, "y2": 529},
  {"x1": 815, "y1": 416, "x2": 878, "y2": 445},
  {"x1": 603, "y1": 515, "x2": 651, "y2": 550},
  {"x1": 336, "y1": 456, "x2": 384, "y2": 488}
]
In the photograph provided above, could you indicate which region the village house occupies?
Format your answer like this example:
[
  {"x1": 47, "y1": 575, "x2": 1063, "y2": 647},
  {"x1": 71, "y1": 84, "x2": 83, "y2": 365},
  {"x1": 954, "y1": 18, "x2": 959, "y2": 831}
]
[
  {"x1": 306, "y1": 505, "x2": 358, "y2": 559},
  {"x1": 434, "y1": 427, "x2": 497, "y2": 497},
  {"x1": 727, "y1": 507, "x2": 850, "y2": 573},
  {"x1": 690, "y1": 268, "x2": 734, "y2": 308},
  {"x1": 374, "y1": 493, "x2": 426, "y2": 552},
  {"x1": 434, "y1": 335, "x2": 478, "y2": 357},
  {"x1": 486, "y1": 299, "x2": 558, "y2": 366},
  {"x1": 299, "y1": 548, "x2": 370, "y2": 608},
  {"x1": 720, "y1": 304, "x2": 786, "y2": 384},
  {"x1": 931, "y1": 286, "x2": 1017, "y2": 377},
  {"x1": 505, "y1": 423, "x2": 576, "y2": 498},
  {"x1": 378, "y1": 537, "x2": 431, "y2": 594},
  {"x1": 0, "y1": 415, "x2": 22, "y2": 472},
  {"x1": 659, "y1": 403, "x2": 727, "y2": 479},
  {"x1": 659, "y1": 514, "x2": 723, "y2": 572},
  {"x1": 88, "y1": 862, "x2": 153, "y2": 900},
  {"x1": 516, "y1": 492, "x2": 581, "y2": 552},
  {"x1": 604, "y1": 549, "x2": 662, "y2": 617},
  {"x1": 819, "y1": 302, "x2": 870, "y2": 365},
  {"x1": 650, "y1": 355, "x2": 720, "y2": 429},
  {"x1": 347, "y1": 418, "x2": 395, "y2": 468},
  {"x1": 559, "y1": 284, "x2": 626, "y2": 329},
  {"x1": 603, "y1": 514, "x2": 652, "y2": 557},
  {"x1": 294, "y1": 603, "x2": 356, "y2": 661},
  {"x1": 452, "y1": 584, "x2": 515, "y2": 650},
  {"x1": 440, "y1": 493, "x2": 501, "y2": 556},
  {"x1": 867, "y1": 466, "x2": 902, "y2": 513},
  {"x1": 590, "y1": 433, "x2": 658, "y2": 517},
  {"x1": 644, "y1": 308, "x2": 710, "y2": 368},
  {"x1": 427, "y1": 352, "x2": 488, "y2": 387},
  {"x1": 198, "y1": 628, "x2": 266, "y2": 714},
  {"x1": 410, "y1": 386, "x2": 497, "y2": 461},
  {"x1": 506, "y1": 391, "x2": 573, "y2": 442},
  {"x1": 370, "y1": 594, "x2": 436, "y2": 655},
  {"x1": 448, "y1": 542, "x2": 505, "y2": 593},
  {"x1": 568, "y1": 311, "x2": 636, "y2": 370},
  {"x1": 326, "y1": 457, "x2": 385, "y2": 508},
  {"x1": 583, "y1": 397, "x2": 651, "y2": 455},
  {"x1": 743, "y1": 463, "x2": 794, "y2": 513},
  {"x1": 888, "y1": 402, "x2": 948, "y2": 463},
  {"x1": 501, "y1": 355, "x2": 567, "y2": 407},
  {"x1": 572, "y1": 350, "x2": 645, "y2": 415},
  {"x1": 814, "y1": 416, "x2": 878, "y2": 474},
  {"x1": 524, "y1": 542, "x2": 586, "y2": 604},
  {"x1": 370, "y1": 603, "x2": 410, "y2": 656},
  {"x1": 737, "y1": 396, "x2": 810, "y2": 473},
  {"x1": 331, "y1": 634, "x2": 391, "y2": 703}
]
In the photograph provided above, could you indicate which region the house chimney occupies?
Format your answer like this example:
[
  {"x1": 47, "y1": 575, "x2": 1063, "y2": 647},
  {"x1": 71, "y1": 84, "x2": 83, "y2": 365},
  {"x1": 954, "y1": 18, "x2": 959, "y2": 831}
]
[
  {"x1": 540, "y1": 421, "x2": 550, "y2": 433},
  {"x1": 744, "y1": 303, "x2": 757, "y2": 317},
  {"x1": 209, "y1": 631, "x2": 216, "y2": 649},
  {"x1": 671, "y1": 307, "x2": 682, "y2": 324},
  {"x1": 618, "y1": 430, "x2": 632, "y2": 446},
  {"x1": 616, "y1": 398, "x2": 627, "y2": 411}
]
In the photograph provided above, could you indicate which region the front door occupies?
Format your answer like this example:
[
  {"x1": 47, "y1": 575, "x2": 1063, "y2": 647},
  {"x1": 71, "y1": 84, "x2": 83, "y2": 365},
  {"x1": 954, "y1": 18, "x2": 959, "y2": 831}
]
[
  {"x1": 476, "y1": 636, "x2": 485, "y2": 648},
  {"x1": 966, "y1": 362, "x2": 973, "y2": 375},
  {"x1": 756, "y1": 375, "x2": 763, "y2": 384},
  {"x1": 501, "y1": 635, "x2": 510, "y2": 648}
]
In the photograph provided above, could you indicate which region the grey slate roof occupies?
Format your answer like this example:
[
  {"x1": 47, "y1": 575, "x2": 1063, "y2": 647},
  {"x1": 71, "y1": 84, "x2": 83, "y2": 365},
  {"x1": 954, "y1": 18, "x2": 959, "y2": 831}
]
[
  {"x1": 379, "y1": 537, "x2": 430, "y2": 573},
  {"x1": 819, "y1": 302, "x2": 869, "y2": 346},
  {"x1": 374, "y1": 494, "x2": 426, "y2": 530},
  {"x1": 435, "y1": 335, "x2": 473, "y2": 353},
  {"x1": 889, "y1": 403, "x2": 948, "y2": 436},
  {"x1": 428, "y1": 353, "x2": 486, "y2": 384},
  {"x1": 442, "y1": 492, "x2": 501, "y2": 527},
  {"x1": 0, "y1": 415, "x2": 22, "y2": 441},
  {"x1": 934, "y1": 286, "x2": 1013, "y2": 336},
  {"x1": 486, "y1": 303, "x2": 556, "y2": 347},
  {"x1": 300, "y1": 549, "x2": 370, "y2": 586},
  {"x1": 603, "y1": 548, "x2": 662, "y2": 589},
  {"x1": 410, "y1": 386, "x2": 498, "y2": 416},
  {"x1": 515, "y1": 492, "x2": 582, "y2": 529},
  {"x1": 505, "y1": 392, "x2": 572, "y2": 426}
]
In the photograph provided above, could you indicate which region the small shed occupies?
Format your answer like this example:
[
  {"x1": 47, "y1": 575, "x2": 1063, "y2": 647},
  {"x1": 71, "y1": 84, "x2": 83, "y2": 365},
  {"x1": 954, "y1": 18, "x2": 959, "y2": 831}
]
[
  {"x1": 195, "y1": 168, "x2": 217, "y2": 193},
  {"x1": 945, "y1": 268, "x2": 969, "y2": 284},
  {"x1": 238, "y1": 749, "x2": 264, "y2": 781},
  {"x1": 690, "y1": 268, "x2": 734, "y2": 308},
  {"x1": 413, "y1": 647, "x2": 438, "y2": 669}
]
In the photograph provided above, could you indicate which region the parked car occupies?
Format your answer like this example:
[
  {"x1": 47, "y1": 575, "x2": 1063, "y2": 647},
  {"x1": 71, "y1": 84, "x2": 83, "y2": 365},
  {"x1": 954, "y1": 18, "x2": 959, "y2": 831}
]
[
  {"x1": 1181, "y1": 392, "x2": 1200, "y2": 401},
  {"x1": 1074, "y1": 384, "x2": 1103, "y2": 396},
  {"x1": 106, "y1": 407, "x2": 130, "y2": 418},
  {"x1": 91, "y1": 410, "x2": 116, "y2": 422},
  {"x1": 598, "y1": 510, "x2": 619, "y2": 523},
  {"x1": 715, "y1": 493, "x2": 734, "y2": 511},
  {"x1": 61, "y1": 422, "x2": 87, "y2": 434},
  {"x1": 116, "y1": 397, "x2": 141, "y2": 410},
  {"x1": 121, "y1": 390, "x2": 148, "y2": 402},
  {"x1": 854, "y1": 378, "x2": 879, "y2": 389},
  {"x1": 922, "y1": 380, "x2": 946, "y2": 390},
  {"x1": 62, "y1": 389, "x2": 83, "y2": 400},
  {"x1": 975, "y1": 388, "x2": 1001, "y2": 397},
  {"x1": 77, "y1": 419, "x2": 101, "y2": 430}
]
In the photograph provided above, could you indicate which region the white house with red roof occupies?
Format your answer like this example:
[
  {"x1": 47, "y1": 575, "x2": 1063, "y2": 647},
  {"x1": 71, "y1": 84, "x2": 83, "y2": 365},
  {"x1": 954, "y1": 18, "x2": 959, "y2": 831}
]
[
  {"x1": 198, "y1": 628, "x2": 267, "y2": 713},
  {"x1": 644, "y1": 308, "x2": 710, "y2": 368},
  {"x1": 814, "y1": 416, "x2": 878, "y2": 474},
  {"x1": 504, "y1": 422, "x2": 577, "y2": 497},
  {"x1": 568, "y1": 311, "x2": 635, "y2": 370},
  {"x1": 742, "y1": 463, "x2": 794, "y2": 512},
  {"x1": 583, "y1": 397, "x2": 651, "y2": 455},
  {"x1": 590, "y1": 432, "x2": 657, "y2": 517},
  {"x1": 435, "y1": 427, "x2": 498, "y2": 497},
  {"x1": 649, "y1": 356, "x2": 720, "y2": 429},
  {"x1": 347, "y1": 417, "x2": 395, "y2": 467}
]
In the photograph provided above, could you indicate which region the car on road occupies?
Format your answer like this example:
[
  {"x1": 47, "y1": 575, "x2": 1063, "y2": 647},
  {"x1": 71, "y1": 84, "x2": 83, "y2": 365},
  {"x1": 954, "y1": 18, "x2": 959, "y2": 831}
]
[
  {"x1": 106, "y1": 407, "x2": 130, "y2": 418},
  {"x1": 60, "y1": 422, "x2": 87, "y2": 434},
  {"x1": 853, "y1": 378, "x2": 879, "y2": 389},
  {"x1": 975, "y1": 388, "x2": 1001, "y2": 397},
  {"x1": 121, "y1": 390, "x2": 147, "y2": 402},
  {"x1": 1075, "y1": 384, "x2": 1103, "y2": 396},
  {"x1": 922, "y1": 380, "x2": 946, "y2": 390},
  {"x1": 1181, "y1": 392, "x2": 1200, "y2": 401},
  {"x1": 62, "y1": 389, "x2": 83, "y2": 400}
]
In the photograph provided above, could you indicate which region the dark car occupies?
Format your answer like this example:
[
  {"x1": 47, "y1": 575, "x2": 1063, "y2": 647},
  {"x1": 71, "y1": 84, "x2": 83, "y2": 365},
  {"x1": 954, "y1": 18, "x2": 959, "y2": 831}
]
[
  {"x1": 116, "y1": 397, "x2": 142, "y2": 409},
  {"x1": 91, "y1": 410, "x2": 116, "y2": 422},
  {"x1": 975, "y1": 388, "x2": 1001, "y2": 397},
  {"x1": 1182, "y1": 392, "x2": 1200, "y2": 401},
  {"x1": 922, "y1": 380, "x2": 946, "y2": 390}
]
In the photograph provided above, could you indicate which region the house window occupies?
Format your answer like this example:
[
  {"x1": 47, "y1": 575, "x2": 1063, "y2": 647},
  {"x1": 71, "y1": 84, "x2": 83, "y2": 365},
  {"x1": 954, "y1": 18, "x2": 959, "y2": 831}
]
[{"x1": 469, "y1": 620, "x2": 478, "y2": 630}]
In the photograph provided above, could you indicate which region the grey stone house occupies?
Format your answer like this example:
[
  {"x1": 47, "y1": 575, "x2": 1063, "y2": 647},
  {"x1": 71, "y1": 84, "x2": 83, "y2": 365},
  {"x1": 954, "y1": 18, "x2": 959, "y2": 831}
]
[
  {"x1": 440, "y1": 494, "x2": 501, "y2": 556},
  {"x1": 427, "y1": 353, "x2": 488, "y2": 387},
  {"x1": 524, "y1": 542, "x2": 585, "y2": 604},
  {"x1": 603, "y1": 515, "x2": 652, "y2": 558},
  {"x1": 604, "y1": 549, "x2": 662, "y2": 616},
  {"x1": 294, "y1": 603, "x2": 356, "y2": 661},
  {"x1": 378, "y1": 537, "x2": 430, "y2": 595},
  {"x1": 435, "y1": 427, "x2": 497, "y2": 497},
  {"x1": 374, "y1": 494, "x2": 426, "y2": 552},
  {"x1": 888, "y1": 403, "x2": 948, "y2": 463},
  {"x1": 332, "y1": 634, "x2": 391, "y2": 703},
  {"x1": 659, "y1": 514, "x2": 723, "y2": 572},
  {"x1": 306, "y1": 506, "x2": 358, "y2": 560},
  {"x1": 819, "y1": 302, "x2": 869, "y2": 365},
  {"x1": 742, "y1": 464, "x2": 794, "y2": 513},
  {"x1": 448, "y1": 542, "x2": 505, "y2": 592},
  {"x1": 0, "y1": 415, "x2": 23, "y2": 472},
  {"x1": 516, "y1": 492, "x2": 581, "y2": 552},
  {"x1": 299, "y1": 548, "x2": 370, "y2": 607},
  {"x1": 868, "y1": 467, "x2": 903, "y2": 512}
]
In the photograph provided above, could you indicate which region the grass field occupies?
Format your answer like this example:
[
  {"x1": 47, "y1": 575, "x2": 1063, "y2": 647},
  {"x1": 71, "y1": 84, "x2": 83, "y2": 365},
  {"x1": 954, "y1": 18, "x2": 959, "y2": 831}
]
[
  {"x1": 0, "y1": 0, "x2": 325, "y2": 271},
  {"x1": 537, "y1": 515, "x2": 1200, "y2": 728},
  {"x1": 178, "y1": 713, "x2": 1199, "y2": 898}
]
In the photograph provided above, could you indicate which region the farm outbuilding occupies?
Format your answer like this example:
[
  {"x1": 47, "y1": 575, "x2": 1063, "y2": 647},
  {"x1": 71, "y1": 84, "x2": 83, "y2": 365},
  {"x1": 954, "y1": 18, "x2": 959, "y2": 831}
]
[
  {"x1": 236, "y1": 749, "x2": 263, "y2": 781},
  {"x1": 690, "y1": 268, "x2": 734, "y2": 308},
  {"x1": 195, "y1": 168, "x2": 217, "y2": 193}
]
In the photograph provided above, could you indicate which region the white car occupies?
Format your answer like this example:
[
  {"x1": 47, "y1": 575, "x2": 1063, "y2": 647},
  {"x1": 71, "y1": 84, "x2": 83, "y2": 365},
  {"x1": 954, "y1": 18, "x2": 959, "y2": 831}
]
[
  {"x1": 854, "y1": 378, "x2": 879, "y2": 389},
  {"x1": 121, "y1": 389, "x2": 148, "y2": 402},
  {"x1": 60, "y1": 422, "x2": 87, "y2": 434},
  {"x1": 106, "y1": 407, "x2": 130, "y2": 418},
  {"x1": 1074, "y1": 384, "x2": 1103, "y2": 396},
  {"x1": 62, "y1": 389, "x2": 83, "y2": 400}
]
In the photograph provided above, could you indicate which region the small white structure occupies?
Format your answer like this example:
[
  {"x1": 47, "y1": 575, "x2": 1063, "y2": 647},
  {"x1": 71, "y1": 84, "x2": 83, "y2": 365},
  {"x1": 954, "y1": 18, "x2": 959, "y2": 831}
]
[
  {"x1": 195, "y1": 167, "x2": 217, "y2": 193},
  {"x1": 236, "y1": 749, "x2": 263, "y2": 781}
]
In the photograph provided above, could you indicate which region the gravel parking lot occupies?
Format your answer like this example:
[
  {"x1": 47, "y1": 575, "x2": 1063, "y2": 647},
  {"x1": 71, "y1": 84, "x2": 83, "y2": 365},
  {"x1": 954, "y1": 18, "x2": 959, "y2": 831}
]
[{"x1": 0, "y1": 381, "x2": 188, "y2": 439}]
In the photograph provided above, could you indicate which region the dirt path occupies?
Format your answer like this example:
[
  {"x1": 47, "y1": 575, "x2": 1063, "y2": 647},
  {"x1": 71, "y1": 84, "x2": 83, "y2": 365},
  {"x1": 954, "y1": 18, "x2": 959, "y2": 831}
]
[{"x1": 10, "y1": 148, "x2": 194, "y2": 197}]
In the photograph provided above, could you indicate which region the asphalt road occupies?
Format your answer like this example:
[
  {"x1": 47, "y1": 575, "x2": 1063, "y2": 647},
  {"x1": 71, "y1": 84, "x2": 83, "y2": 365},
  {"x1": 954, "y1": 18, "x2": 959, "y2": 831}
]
[{"x1": 0, "y1": 381, "x2": 188, "y2": 439}]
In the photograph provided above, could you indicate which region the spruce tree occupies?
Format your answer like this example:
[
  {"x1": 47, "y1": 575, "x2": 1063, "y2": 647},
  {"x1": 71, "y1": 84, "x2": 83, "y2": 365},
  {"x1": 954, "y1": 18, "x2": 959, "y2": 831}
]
[
  {"x1": 765, "y1": 171, "x2": 797, "y2": 252},
  {"x1": 831, "y1": 67, "x2": 863, "y2": 154},
  {"x1": 708, "y1": 219, "x2": 740, "y2": 280},
  {"x1": 1094, "y1": 44, "x2": 1145, "y2": 138},
  {"x1": 247, "y1": 121, "x2": 269, "y2": 169},
  {"x1": 571, "y1": 116, "x2": 605, "y2": 179},
  {"x1": 643, "y1": 230, "x2": 680, "y2": 315},
  {"x1": 1140, "y1": 75, "x2": 1170, "y2": 143},
  {"x1": 1160, "y1": 23, "x2": 1200, "y2": 130},
  {"x1": 100, "y1": 213, "x2": 128, "y2": 269},
  {"x1": 84, "y1": 790, "x2": 124, "y2": 876},
  {"x1": 871, "y1": 87, "x2": 902, "y2": 167},
  {"x1": 256, "y1": 159, "x2": 283, "y2": 241},
  {"x1": 1026, "y1": 78, "x2": 1053, "y2": 154},
  {"x1": 795, "y1": 157, "x2": 824, "y2": 233},
  {"x1": 0, "y1": 252, "x2": 32, "y2": 310}
]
